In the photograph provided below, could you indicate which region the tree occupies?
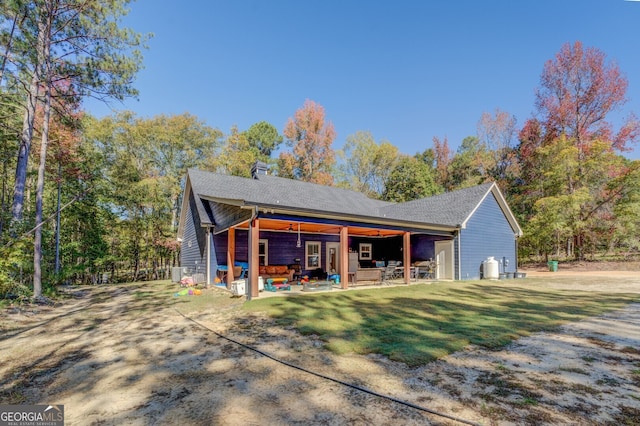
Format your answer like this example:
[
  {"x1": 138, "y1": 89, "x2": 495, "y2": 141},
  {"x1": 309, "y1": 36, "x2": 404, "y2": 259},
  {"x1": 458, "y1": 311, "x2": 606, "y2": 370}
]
[
  {"x1": 0, "y1": 88, "x2": 21, "y2": 240},
  {"x1": 138, "y1": 113, "x2": 222, "y2": 231},
  {"x1": 382, "y1": 155, "x2": 439, "y2": 202},
  {"x1": 281, "y1": 99, "x2": 336, "y2": 185},
  {"x1": 477, "y1": 109, "x2": 517, "y2": 154},
  {"x1": 85, "y1": 111, "x2": 221, "y2": 281},
  {"x1": 611, "y1": 161, "x2": 640, "y2": 253},
  {"x1": 536, "y1": 41, "x2": 638, "y2": 152},
  {"x1": 519, "y1": 41, "x2": 640, "y2": 260},
  {"x1": 243, "y1": 121, "x2": 282, "y2": 160},
  {"x1": 446, "y1": 136, "x2": 492, "y2": 189},
  {"x1": 339, "y1": 131, "x2": 399, "y2": 198},
  {"x1": 219, "y1": 125, "x2": 258, "y2": 178},
  {"x1": 519, "y1": 131, "x2": 638, "y2": 260},
  {"x1": 477, "y1": 108, "x2": 519, "y2": 186},
  {"x1": 1, "y1": 0, "x2": 147, "y2": 297},
  {"x1": 6, "y1": 0, "x2": 148, "y2": 224},
  {"x1": 431, "y1": 136, "x2": 451, "y2": 189}
]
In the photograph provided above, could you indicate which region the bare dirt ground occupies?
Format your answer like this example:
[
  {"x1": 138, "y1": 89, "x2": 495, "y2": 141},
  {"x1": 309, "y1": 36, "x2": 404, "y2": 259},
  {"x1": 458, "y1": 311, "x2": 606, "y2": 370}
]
[{"x1": 1, "y1": 264, "x2": 639, "y2": 425}]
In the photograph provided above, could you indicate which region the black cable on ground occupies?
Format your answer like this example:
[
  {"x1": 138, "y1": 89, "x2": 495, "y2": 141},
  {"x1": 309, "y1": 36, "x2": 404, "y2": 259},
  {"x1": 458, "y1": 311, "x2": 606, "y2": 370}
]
[{"x1": 176, "y1": 309, "x2": 482, "y2": 426}]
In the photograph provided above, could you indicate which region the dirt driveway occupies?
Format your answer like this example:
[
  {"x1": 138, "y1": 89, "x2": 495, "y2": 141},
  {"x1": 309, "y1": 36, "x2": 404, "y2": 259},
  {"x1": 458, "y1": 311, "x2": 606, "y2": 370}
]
[{"x1": 1, "y1": 269, "x2": 639, "y2": 425}]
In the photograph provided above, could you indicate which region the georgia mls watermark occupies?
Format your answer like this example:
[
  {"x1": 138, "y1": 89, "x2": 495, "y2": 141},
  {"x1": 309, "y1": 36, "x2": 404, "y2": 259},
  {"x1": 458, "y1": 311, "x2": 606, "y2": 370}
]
[{"x1": 0, "y1": 405, "x2": 64, "y2": 426}]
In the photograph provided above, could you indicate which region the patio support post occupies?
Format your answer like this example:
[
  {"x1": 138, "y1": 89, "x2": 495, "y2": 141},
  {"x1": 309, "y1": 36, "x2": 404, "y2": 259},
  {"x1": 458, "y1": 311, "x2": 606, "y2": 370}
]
[
  {"x1": 403, "y1": 231, "x2": 411, "y2": 284},
  {"x1": 248, "y1": 218, "x2": 260, "y2": 299},
  {"x1": 339, "y1": 226, "x2": 349, "y2": 289},
  {"x1": 226, "y1": 227, "x2": 235, "y2": 288},
  {"x1": 206, "y1": 227, "x2": 211, "y2": 286}
]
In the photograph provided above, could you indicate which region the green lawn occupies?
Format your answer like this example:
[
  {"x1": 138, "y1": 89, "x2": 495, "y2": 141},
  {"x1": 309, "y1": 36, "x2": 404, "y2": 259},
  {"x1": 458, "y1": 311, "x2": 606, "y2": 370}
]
[{"x1": 244, "y1": 281, "x2": 640, "y2": 367}]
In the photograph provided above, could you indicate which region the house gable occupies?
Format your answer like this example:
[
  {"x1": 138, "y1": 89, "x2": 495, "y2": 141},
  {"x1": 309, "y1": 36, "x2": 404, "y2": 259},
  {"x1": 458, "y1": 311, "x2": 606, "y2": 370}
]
[
  {"x1": 459, "y1": 191, "x2": 518, "y2": 280},
  {"x1": 180, "y1": 189, "x2": 208, "y2": 275},
  {"x1": 459, "y1": 183, "x2": 522, "y2": 237}
]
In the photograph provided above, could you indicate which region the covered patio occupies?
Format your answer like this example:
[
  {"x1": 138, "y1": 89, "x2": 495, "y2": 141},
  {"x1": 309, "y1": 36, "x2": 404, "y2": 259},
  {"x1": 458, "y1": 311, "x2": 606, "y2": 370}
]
[
  {"x1": 210, "y1": 215, "x2": 452, "y2": 299},
  {"x1": 234, "y1": 273, "x2": 439, "y2": 298}
]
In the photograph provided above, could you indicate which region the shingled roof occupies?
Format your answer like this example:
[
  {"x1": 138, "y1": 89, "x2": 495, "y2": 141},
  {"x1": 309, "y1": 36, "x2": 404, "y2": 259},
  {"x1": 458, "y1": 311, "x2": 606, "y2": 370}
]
[
  {"x1": 188, "y1": 168, "x2": 391, "y2": 218},
  {"x1": 185, "y1": 169, "x2": 521, "y2": 234},
  {"x1": 379, "y1": 182, "x2": 496, "y2": 227}
]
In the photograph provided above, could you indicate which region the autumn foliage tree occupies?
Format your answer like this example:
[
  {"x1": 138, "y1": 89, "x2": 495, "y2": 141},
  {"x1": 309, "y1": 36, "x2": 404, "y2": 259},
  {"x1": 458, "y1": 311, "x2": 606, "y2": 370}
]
[
  {"x1": 446, "y1": 136, "x2": 493, "y2": 189},
  {"x1": 431, "y1": 136, "x2": 451, "y2": 189},
  {"x1": 536, "y1": 41, "x2": 638, "y2": 152},
  {"x1": 280, "y1": 99, "x2": 336, "y2": 185},
  {"x1": 519, "y1": 41, "x2": 640, "y2": 260}
]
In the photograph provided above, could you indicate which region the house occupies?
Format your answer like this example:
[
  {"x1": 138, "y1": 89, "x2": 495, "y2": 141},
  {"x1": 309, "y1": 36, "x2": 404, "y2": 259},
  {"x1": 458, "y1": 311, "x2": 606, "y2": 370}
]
[{"x1": 177, "y1": 162, "x2": 523, "y2": 298}]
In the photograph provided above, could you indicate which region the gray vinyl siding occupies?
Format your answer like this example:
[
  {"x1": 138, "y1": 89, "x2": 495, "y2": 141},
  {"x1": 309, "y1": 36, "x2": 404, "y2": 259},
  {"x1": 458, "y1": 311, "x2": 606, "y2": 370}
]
[
  {"x1": 180, "y1": 192, "x2": 208, "y2": 276},
  {"x1": 459, "y1": 193, "x2": 517, "y2": 280}
]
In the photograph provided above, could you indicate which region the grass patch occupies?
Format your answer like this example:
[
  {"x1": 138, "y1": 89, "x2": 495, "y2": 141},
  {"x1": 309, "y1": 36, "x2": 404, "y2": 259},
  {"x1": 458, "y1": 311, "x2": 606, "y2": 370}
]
[
  {"x1": 612, "y1": 405, "x2": 640, "y2": 425},
  {"x1": 632, "y1": 369, "x2": 640, "y2": 387},
  {"x1": 622, "y1": 346, "x2": 640, "y2": 355},
  {"x1": 170, "y1": 285, "x2": 244, "y2": 315},
  {"x1": 243, "y1": 280, "x2": 639, "y2": 367},
  {"x1": 557, "y1": 366, "x2": 590, "y2": 375}
]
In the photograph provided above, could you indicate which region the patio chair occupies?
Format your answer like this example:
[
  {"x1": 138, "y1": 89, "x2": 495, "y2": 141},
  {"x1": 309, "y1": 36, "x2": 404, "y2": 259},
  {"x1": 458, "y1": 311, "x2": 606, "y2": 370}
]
[
  {"x1": 416, "y1": 266, "x2": 430, "y2": 279},
  {"x1": 382, "y1": 265, "x2": 396, "y2": 284},
  {"x1": 416, "y1": 261, "x2": 435, "y2": 279},
  {"x1": 388, "y1": 260, "x2": 404, "y2": 278},
  {"x1": 232, "y1": 266, "x2": 243, "y2": 280}
]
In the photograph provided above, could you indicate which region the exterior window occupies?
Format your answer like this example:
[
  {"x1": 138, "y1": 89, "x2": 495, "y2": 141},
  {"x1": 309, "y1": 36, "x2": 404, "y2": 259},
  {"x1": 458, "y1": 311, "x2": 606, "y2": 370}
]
[
  {"x1": 305, "y1": 241, "x2": 321, "y2": 270},
  {"x1": 259, "y1": 239, "x2": 268, "y2": 266},
  {"x1": 359, "y1": 243, "x2": 372, "y2": 260}
]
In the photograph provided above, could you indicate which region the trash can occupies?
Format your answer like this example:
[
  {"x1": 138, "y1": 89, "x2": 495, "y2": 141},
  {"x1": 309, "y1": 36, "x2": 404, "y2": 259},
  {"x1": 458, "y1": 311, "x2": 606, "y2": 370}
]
[{"x1": 547, "y1": 261, "x2": 558, "y2": 272}]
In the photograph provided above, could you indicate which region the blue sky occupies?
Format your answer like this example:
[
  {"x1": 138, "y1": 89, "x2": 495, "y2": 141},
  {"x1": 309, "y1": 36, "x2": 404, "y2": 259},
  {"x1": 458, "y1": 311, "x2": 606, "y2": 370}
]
[{"x1": 87, "y1": 0, "x2": 640, "y2": 160}]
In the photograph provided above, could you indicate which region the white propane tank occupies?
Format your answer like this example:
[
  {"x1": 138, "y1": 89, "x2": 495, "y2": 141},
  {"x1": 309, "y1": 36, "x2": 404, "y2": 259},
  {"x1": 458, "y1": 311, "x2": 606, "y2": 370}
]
[{"x1": 483, "y1": 257, "x2": 499, "y2": 279}]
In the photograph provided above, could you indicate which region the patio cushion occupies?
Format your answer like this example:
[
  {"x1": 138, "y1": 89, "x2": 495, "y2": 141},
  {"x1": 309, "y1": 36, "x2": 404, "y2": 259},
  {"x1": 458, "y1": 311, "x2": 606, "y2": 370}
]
[
  {"x1": 274, "y1": 265, "x2": 288, "y2": 274},
  {"x1": 257, "y1": 265, "x2": 294, "y2": 281},
  {"x1": 266, "y1": 265, "x2": 277, "y2": 274}
]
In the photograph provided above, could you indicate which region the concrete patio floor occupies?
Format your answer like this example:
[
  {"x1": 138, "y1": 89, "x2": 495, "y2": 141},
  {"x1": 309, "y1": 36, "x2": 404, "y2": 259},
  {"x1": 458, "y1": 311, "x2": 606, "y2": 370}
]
[{"x1": 244, "y1": 277, "x2": 439, "y2": 298}]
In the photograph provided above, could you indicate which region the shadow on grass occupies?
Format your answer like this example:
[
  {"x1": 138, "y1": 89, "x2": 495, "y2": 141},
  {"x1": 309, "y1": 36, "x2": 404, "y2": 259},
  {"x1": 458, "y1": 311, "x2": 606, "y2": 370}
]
[
  {"x1": 5, "y1": 280, "x2": 431, "y2": 425},
  {"x1": 2, "y1": 279, "x2": 638, "y2": 425},
  {"x1": 244, "y1": 282, "x2": 640, "y2": 367}
]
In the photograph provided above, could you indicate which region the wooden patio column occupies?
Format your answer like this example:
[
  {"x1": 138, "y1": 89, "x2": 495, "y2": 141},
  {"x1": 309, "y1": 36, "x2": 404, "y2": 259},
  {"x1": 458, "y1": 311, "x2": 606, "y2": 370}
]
[
  {"x1": 248, "y1": 218, "x2": 260, "y2": 299},
  {"x1": 226, "y1": 227, "x2": 236, "y2": 288},
  {"x1": 206, "y1": 227, "x2": 211, "y2": 286},
  {"x1": 339, "y1": 226, "x2": 349, "y2": 289},
  {"x1": 403, "y1": 231, "x2": 411, "y2": 284}
]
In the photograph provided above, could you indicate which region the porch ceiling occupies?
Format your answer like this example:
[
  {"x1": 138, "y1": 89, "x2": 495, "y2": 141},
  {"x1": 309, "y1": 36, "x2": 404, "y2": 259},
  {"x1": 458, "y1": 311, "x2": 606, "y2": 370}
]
[{"x1": 233, "y1": 218, "x2": 404, "y2": 237}]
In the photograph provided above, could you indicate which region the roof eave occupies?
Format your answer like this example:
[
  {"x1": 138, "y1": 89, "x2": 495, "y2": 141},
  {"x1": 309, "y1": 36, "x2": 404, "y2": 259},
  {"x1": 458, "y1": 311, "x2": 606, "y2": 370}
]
[
  {"x1": 176, "y1": 176, "x2": 192, "y2": 240},
  {"x1": 250, "y1": 204, "x2": 459, "y2": 233}
]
